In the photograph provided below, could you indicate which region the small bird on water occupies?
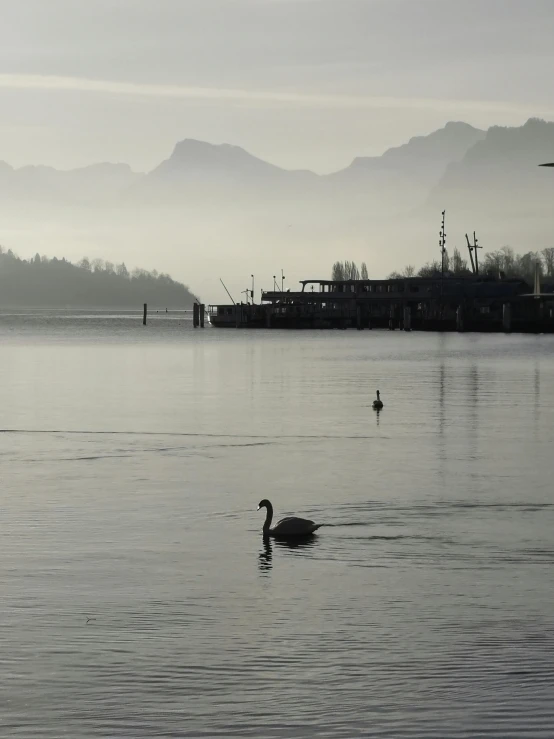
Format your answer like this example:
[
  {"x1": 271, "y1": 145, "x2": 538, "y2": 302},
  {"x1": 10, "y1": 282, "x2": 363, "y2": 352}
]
[
  {"x1": 372, "y1": 390, "x2": 384, "y2": 410},
  {"x1": 258, "y1": 499, "x2": 322, "y2": 540}
]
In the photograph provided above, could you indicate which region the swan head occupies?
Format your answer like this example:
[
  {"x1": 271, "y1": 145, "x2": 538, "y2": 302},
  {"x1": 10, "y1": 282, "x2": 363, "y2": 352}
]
[
  {"x1": 376, "y1": 390, "x2": 380, "y2": 398},
  {"x1": 257, "y1": 498, "x2": 271, "y2": 511}
]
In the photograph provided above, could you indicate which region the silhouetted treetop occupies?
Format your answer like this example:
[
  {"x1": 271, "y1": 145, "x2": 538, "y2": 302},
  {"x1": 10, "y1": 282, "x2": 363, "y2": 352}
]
[{"x1": 0, "y1": 246, "x2": 196, "y2": 308}]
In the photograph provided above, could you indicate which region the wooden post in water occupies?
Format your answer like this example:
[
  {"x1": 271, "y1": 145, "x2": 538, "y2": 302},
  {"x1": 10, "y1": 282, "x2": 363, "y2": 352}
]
[
  {"x1": 502, "y1": 302, "x2": 511, "y2": 333},
  {"x1": 403, "y1": 306, "x2": 411, "y2": 331},
  {"x1": 456, "y1": 304, "x2": 464, "y2": 332},
  {"x1": 193, "y1": 303, "x2": 199, "y2": 328},
  {"x1": 143, "y1": 303, "x2": 147, "y2": 325},
  {"x1": 200, "y1": 304, "x2": 205, "y2": 328}
]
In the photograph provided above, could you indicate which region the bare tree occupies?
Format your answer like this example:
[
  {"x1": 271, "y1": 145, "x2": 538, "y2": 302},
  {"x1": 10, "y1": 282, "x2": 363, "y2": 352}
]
[
  {"x1": 361, "y1": 262, "x2": 369, "y2": 279},
  {"x1": 542, "y1": 248, "x2": 554, "y2": 277},
  {"x1": 418, "y1": 260, "x2": 441, "y2": 278},
  {"x1": 332, "y1": 260, "x2": 360, "y2": 280},
  {"x1": 500, "y1": 246, "x2": 516, "y2": 276},
  {"x1": 343, "y1": 261, "x2": 360, "y2": 280},
  {"x1": 451, "y1": 248, "x2": 469, "y2": 275},
  {"x1": 91, "y1": 258, "x2": 105, "y2": 273}
]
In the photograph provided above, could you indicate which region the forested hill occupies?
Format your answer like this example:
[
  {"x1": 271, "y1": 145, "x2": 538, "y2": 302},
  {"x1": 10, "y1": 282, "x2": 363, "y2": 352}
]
[{"x1": 0, "y1": 248, "x2": 196, "y2": 308}]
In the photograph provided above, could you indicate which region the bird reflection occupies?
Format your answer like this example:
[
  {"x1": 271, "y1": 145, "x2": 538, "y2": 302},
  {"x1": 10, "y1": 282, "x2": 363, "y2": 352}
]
[
  {"x1": 258, "y1": 532, "x2": 319, "y2": 572},
  {"x1": 375, "y1": 408, "x2": 381, "y2": 426},
  {"x1": 274, "y1": 535, "x2": 319, "y2": 552},
  {"x1": 258, "y1": 536, "x2": 273, "y2": 572}
]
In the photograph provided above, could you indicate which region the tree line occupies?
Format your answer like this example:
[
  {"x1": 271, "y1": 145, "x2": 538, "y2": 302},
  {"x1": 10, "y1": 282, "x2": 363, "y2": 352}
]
[
  {"x1": 333, "y1": 248, "x2": 554, "y2": 286},
  {"x1": 0, "y1": 246, "x2": 196, "y2": 308},
  {"x1": 331, "y1": 260, "x2": 369, "y2": 281}
]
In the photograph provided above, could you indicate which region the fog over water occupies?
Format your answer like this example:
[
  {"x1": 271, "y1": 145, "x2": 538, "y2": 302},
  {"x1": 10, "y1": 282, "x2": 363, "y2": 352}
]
[{"x1": 2, "y1": 2, "x2": 554, "y2": 298}]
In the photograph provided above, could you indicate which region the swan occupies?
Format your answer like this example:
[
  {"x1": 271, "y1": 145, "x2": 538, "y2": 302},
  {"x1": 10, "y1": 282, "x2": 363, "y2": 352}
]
[
  {"x1": 372, "y1": 390, "x2": 384, "y2": 409},
  {"x1": 257, "y1": 499, "x2": 321, "y2": 539}
]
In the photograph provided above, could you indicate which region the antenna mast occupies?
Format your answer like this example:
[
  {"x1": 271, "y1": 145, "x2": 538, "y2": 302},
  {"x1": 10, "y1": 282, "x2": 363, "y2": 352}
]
[
  {"x1": 473, "y1": 232, "x2": 482, "y2": 275},
  {"x1": 464, "y1": 232, "x2": 482, "y2": 275},
  {"x1": 439, "y1": 210, "x2": 446, "y2": 317},
  {"x1": 219, "y1": 278, "x2": 236, "y2": 304},
  {"x1": 465, "y1": 234, "x2": 476, "y2": 274}
]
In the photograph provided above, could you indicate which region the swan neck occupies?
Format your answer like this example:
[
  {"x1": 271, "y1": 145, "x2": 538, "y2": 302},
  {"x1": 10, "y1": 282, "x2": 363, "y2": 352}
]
[{"x1": 263, "y1": 502, "x2": 273, "y2": 532}]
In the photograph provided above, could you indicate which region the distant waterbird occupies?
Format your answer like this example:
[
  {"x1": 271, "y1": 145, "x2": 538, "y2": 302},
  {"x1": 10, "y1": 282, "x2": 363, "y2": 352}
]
[
  {"x1": 257, "y1": 499, "x2": 322, "y2": 540},
  {"x1": 372, "y1": 390, "x2": 384, "y2": 410}
]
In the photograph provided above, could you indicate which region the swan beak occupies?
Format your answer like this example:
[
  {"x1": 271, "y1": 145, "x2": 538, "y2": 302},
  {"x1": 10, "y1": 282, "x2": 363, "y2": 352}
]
[{"x1": 256, "y1": 505, "x2": 261, "y2": 510}]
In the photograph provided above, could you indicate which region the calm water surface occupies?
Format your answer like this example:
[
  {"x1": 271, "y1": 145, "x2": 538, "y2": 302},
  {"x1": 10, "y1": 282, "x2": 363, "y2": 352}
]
[{"x1": 1, "y1": 311, "x2": 554, "y2": 738}]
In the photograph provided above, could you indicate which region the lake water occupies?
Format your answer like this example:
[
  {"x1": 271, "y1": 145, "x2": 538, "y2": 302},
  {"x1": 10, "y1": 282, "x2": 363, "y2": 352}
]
[{"x1": 1, "y1": 311, "x2": 554, "y2": 738}]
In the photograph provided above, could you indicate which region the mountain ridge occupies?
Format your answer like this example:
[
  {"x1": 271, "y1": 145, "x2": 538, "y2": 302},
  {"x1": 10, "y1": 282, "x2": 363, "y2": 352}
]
[
  {"x1": 0, "y1": 119, "x2": 499, "y2": 182},
  {"x1": 1, "y1": 117, "x2": 554, "y2": 299}
]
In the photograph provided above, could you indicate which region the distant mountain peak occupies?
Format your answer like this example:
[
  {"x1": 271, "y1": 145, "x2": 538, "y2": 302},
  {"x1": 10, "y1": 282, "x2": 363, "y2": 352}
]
[
  {"x1": 147, "y1": 137, "x2": 318, "y2": 185},
  {"x1": 148, "y1": 137, "x2": 270, "y2": 177},
  {"x1": 443, "y1": 120, "x2": 482, "y2": 131},
  {"x1": 337, "y1": 121, "x2": 486, "y2": 181}
]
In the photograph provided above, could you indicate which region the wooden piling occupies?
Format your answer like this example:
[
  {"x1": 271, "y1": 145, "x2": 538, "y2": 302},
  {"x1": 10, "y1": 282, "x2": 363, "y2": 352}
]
[
  {"x1": 143, "y1": 303, "x2": 147, "y2": 325},
  {"x1": 193, "y1": 303, "x2": 199, "y2": 328},
  {"x1": 502, "y1": 302, "x2": 511, "y2": 333},
  {"x1": 200, "y1": 304, "x2": 205, "y2": 328},
  {"x1": 403, "y1": 306, "x2": 411, "y2": 331},
  {"x1": 456, "y1": 304, "x2": 463, "y2": 332}
]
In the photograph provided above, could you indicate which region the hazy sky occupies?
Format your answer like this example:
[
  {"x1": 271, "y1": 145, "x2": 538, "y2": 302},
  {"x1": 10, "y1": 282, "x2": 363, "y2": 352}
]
[{"x1": 2, "y1": 0, "x2": 554, "y2": 173}]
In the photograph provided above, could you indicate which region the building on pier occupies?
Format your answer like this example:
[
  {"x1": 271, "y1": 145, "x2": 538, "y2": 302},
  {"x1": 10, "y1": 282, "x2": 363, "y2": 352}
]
[{"x1": 209, "y1": 274, "x2": 554, "y2": 332}]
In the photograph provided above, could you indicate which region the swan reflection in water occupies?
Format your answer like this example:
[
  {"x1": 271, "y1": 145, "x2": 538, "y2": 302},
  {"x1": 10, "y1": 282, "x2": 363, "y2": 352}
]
[
  {"x1": 258, "y1": 536, "x2": 273, "y2": 572},
  {"x1": 258, "y1": 533, "x2": 319, "y2": 572}
]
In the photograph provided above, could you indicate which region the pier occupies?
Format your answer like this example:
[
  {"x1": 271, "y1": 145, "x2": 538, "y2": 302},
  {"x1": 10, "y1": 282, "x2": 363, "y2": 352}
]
[{"x1": 208, "y1": 275, "x2": 554, "y2": 333}]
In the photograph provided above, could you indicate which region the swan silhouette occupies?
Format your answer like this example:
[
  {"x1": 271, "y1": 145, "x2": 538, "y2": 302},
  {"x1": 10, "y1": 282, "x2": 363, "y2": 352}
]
[
  {"x1": 372, "y1": 390, "x2": 384, "y2": 410},
  {"x1": 258, "y1": 499, "x2": 321, "y2": 539}
]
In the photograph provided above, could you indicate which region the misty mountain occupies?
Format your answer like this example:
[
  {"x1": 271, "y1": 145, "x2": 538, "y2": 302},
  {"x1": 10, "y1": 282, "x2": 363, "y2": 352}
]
[
  {"x1": 152, "y1": 139, "x2": 314, "y2": 181},
  {"x1": 322, "y1": 121, "x2": 486, "y2": 214},
  {"x1": 331, "y1": 121, "x2": 485, "y2": 183},
  {"x1": 127, "y1": 139, "x2": 318, "y2": 205},
  {"x1": 1, "y1": 118, "x2": 553, "y2": 299},
  {"x1": 430, "y1": 118, "x2": 554, "y2": 217},
  {"x1": 0, "y1": 161, "x2": 141, "y2": 206}
]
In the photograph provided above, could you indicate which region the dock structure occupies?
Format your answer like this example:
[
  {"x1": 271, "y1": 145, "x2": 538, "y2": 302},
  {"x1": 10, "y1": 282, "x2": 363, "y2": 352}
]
[
  {"x1": 208, "y1": 275, "x2": 554, "y2": 333},
  {"x1": 193, "y1": 303, "x2": 206, "y2": 328}
]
